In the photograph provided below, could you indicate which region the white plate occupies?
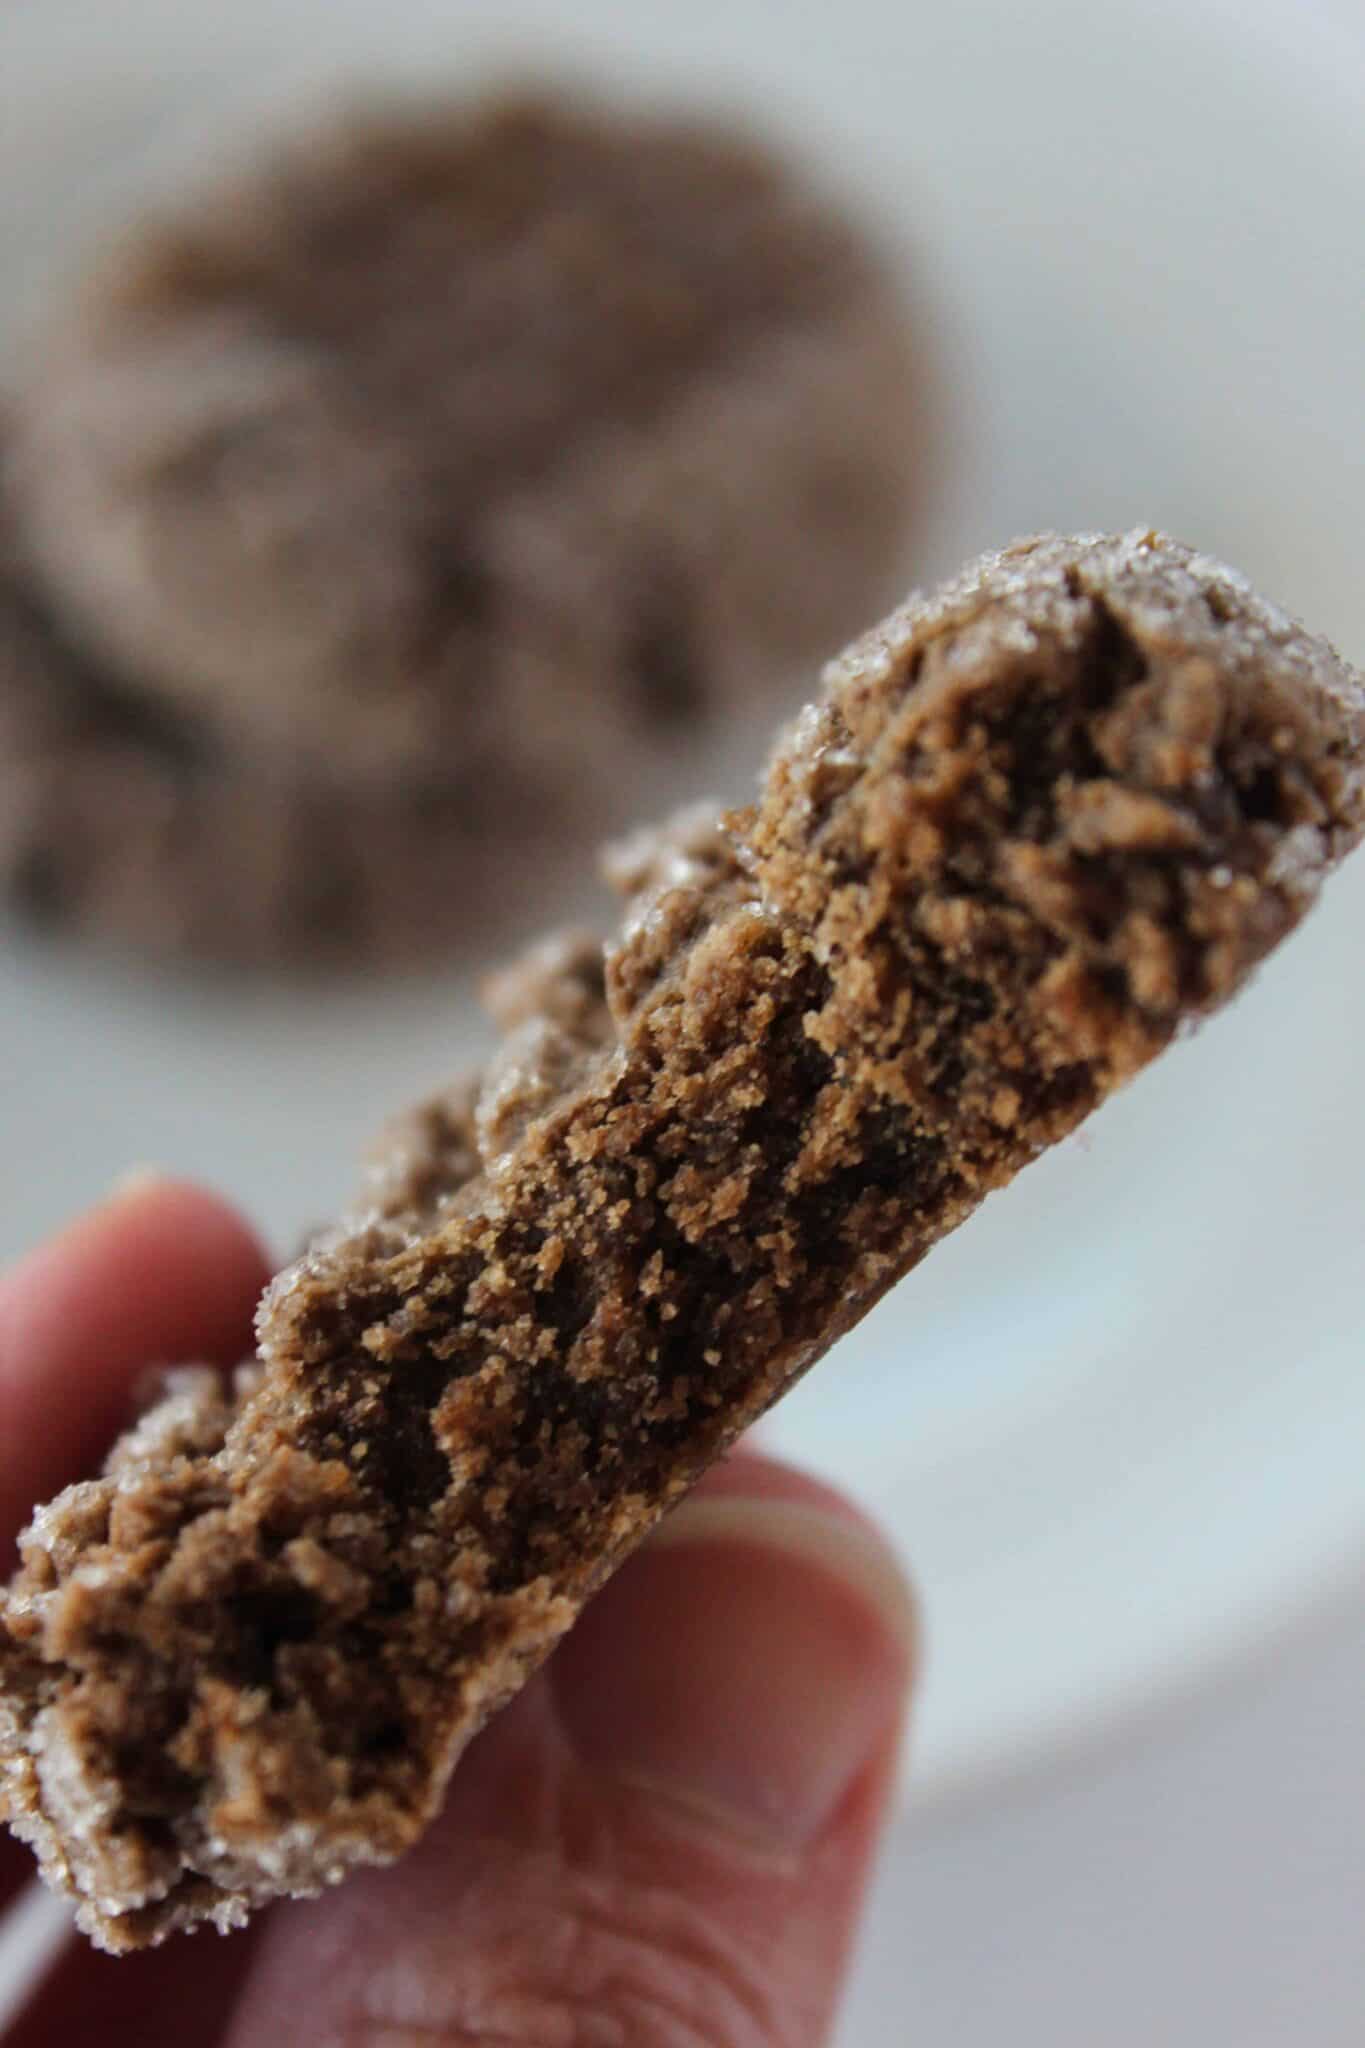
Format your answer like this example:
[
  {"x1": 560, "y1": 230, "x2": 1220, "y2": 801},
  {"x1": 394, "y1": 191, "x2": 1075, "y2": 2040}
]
[{"x1": 1, "y1": 0, "x2": 1362, "y2": 1809}]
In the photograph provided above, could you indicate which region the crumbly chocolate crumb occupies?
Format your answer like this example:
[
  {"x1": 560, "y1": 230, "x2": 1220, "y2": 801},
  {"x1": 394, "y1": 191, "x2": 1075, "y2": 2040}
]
[{"x1": 2, "y1": 532, "x2": 1361, "y2": 1947}]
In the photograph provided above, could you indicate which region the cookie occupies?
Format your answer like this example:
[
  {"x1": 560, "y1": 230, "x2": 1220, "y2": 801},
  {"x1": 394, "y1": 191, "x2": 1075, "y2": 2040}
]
[
  {"x1": 3, "y1": 532, "x2": 1361, "y2": 1948},
  {"x1": 0, "y1": 94, "x2": 917, "y2": 960}
]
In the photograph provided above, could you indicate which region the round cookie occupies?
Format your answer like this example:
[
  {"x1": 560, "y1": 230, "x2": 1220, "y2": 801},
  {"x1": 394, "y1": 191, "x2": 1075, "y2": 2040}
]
[
  {"x1": 0, "y1": 95, "x2": 918, "y2": 964},
  {"x1": 3, "y1": 532, "x2": 1362, "y2": 1948}
]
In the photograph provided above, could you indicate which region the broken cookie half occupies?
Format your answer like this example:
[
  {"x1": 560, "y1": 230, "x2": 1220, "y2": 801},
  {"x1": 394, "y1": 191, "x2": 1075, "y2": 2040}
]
[{"x1": 2, "y1": 531, "x2": 1362, "y2": 1948}]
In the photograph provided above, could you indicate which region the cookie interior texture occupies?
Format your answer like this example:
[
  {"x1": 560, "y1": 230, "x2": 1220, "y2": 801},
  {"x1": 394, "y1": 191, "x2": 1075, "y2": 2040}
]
[
  {"x1": 0, "y1": 93, "x2": 917, "y2": 962},
  {"x1": 1, "y1": 533, "x2": 1361, "y2": 1948}
]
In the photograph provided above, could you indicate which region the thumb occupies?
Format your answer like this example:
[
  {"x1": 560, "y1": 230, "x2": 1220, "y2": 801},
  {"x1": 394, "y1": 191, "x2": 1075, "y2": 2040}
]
[{"x1": 226, "y1": 1454, "x2": 916, "y2": 2048}]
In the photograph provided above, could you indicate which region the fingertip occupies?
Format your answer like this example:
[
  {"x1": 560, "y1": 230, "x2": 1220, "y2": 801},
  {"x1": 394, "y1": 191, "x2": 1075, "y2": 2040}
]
[
  {"x1": 2, "y1": 1172, "x2": 270, "y2": 1363},
  {"x1": 552, "y1": 1451, "x2": 916, "y2": 1855},
  {"x1": 0, "y1": 1176, "x2": 270, "y2": 1554}
]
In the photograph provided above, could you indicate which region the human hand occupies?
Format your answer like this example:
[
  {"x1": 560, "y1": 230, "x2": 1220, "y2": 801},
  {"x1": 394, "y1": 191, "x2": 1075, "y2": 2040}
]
[{"x1": 0, "y1": 1176, "x2": 914, "y2": 2047}]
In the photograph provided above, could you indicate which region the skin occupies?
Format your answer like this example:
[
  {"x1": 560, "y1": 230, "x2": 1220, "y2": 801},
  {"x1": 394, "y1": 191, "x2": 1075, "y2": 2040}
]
[{"x1": 0, "y1": 1178, "x2": 915, "y2": 2048}]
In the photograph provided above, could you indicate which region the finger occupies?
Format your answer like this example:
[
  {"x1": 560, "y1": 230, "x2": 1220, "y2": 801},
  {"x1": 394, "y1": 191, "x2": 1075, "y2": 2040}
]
[
  {"x1": 3, "y1": 1913, "x2": 261, "y2": 2048},
  {"x1": 225, "y1": 1451, "x2": 915, "y2": 2048},
  {"x1": 0, "y1": 1174, "x2": 270, "y2": 1561},
  {"x1": 0, "y1": 1175, "x2": 269, "y2": 1921}
]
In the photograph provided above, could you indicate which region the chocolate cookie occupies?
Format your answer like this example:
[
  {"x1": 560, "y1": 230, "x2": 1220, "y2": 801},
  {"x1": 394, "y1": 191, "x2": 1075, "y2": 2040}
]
[
  {"x1": 3, "y1": 532, "x2": 1360, "y2": 1947},
  {"x1": 0, "y1": 94, "x2": 917, "y2": 960}
]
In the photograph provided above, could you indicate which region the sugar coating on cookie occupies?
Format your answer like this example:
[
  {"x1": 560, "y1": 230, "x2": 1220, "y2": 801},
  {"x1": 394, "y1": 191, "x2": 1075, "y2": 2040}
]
[{"x1": 1, "y1": 532, "x2": 1361, "y2": 1948}]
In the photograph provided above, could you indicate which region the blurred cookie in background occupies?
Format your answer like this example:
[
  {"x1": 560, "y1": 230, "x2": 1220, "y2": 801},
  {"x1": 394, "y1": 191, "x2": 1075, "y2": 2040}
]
[
  {"x1": 0, "y1": 495, "x2": 576, "y2": 966},
  {"x1": 0, "y1": 92, "x2": 922, "y2": 966}
]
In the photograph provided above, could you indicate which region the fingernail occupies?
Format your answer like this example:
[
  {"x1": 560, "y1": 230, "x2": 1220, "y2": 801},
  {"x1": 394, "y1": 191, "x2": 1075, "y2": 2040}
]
[
  {"x1": 106, "y1": 1166, "x2": 172, "y2": 1204},
  {"x1": 551, "y1": 1492, "x2": 914, "y2": 1852}
]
